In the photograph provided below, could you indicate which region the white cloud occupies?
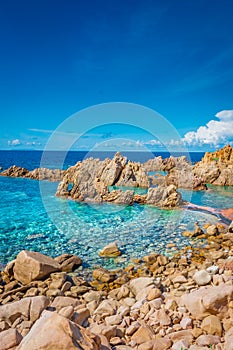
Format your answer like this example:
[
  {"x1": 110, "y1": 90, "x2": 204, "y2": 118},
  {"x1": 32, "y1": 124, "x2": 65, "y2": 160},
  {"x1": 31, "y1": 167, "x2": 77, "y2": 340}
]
[
  {"x1": 182, "y1": 110, "x2": 233, "y2": 146},
  {"x1": 8, "y1": 139, "x2": 21, "y2": 146}
]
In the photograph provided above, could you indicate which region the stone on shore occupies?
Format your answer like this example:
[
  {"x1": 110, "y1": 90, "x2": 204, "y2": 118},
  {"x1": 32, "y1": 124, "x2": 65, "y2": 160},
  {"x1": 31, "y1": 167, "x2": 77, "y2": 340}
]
[
  {"x1": 99, "y1": 242, "x2": 121, "y2": 258},
  {"x1": 13, "y1": 250, "x2": 61, "y2": 284}
]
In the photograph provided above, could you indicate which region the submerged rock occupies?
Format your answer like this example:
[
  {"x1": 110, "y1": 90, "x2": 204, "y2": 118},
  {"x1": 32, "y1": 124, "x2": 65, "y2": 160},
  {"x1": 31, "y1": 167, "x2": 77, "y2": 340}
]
[{"x1": 99, "y1": 242, "x2": 122, "y2": 258}]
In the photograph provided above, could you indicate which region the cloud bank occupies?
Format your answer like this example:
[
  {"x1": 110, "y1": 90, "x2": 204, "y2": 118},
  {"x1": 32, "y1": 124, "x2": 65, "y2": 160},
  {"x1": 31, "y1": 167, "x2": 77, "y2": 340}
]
[{"x1": 182, "y1": 110, "x2": 233, "y2": 146}]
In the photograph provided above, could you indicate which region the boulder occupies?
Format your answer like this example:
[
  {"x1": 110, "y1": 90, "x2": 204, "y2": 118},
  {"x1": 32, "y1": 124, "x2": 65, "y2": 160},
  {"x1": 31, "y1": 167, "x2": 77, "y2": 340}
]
[
  {"x1": 0, "y1": 296, "x2": 49, "y2": 325},
  {"x1": 54, "y1": 254, "x2": 82, "y2": 272},
  {"x1": 13, "y1": 250, "x2": 61, "y2": 284},
  {"x1": 99, "y1": 242, "x2": 121, "y2": 258},
  {"x1": 17, "y1": 310, "x2": 100, "y2": 350},
  {"x1": 129, "y1": 277, "x2": 154, "y2": 297},
  {"x1": 182, "y1": 283, "x2": 233, "y2": 318},
  {"x1": 194, "y1": 145, "x2": 233, "y2": 186},
  {"x1": 146, "y1": 185, "x2": 182, "y2": 207}
]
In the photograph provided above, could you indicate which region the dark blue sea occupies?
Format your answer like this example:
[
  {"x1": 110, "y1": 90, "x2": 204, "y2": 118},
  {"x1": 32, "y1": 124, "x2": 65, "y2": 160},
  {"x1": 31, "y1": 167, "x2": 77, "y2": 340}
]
[
  {"x1": 0, "y1": 150, "x2": 232, "y2": 268},
  {"x1": 0, "y1": 150, "x2": 205, "y2": 171}
]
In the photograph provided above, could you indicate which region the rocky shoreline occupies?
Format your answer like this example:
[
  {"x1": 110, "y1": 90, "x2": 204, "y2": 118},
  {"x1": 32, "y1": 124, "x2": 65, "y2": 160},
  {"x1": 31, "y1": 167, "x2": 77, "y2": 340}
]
[{"x1": 0, "y1": 220, "x2": 233, "y2": 349}]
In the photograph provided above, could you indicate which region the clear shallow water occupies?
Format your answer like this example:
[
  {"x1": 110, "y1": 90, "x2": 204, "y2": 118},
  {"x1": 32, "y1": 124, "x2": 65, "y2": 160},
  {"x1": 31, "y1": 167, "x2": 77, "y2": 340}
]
[
  {"x1": 0, "y1": 150, "x2": 232, "y2": 270},
  {"x1": 0, "y1": 150, "x2": 205, "y2": 170},
  {"x1": 0, "y1": 175, "x2": 223, "y2": 270}
]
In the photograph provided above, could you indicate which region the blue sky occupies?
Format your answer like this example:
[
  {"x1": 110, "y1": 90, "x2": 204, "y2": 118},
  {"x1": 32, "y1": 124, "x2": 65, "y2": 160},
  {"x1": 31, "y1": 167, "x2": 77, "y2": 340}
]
[{"x1": 1, "y1": 0, "x2": 233, "y2": 151}]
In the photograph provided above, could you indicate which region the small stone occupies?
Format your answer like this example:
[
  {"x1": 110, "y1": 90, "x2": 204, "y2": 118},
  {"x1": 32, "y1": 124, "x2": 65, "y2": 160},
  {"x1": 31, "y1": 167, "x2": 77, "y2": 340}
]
[
  {"x1": 180, "y1": 317, "x2": 193, "y2": 329},
  {"x1": 201, "y1": 315, "x2": 222, "y2": 336},
  {"x1": 105, "y1": 314, "x2": 122, "y2": 326},
  {"x1": 72, "y1": 307, "x2": 90, "y2": 326},
  {"x1": 206, "y1": 225, "x2": 219, "y2": 236},
  {"x1": 196, "y1": 334, "x2": 221, "y2": 346},
  {"x1": 0, "y1": 328, "x2": 22, "y2": 350},
  {"x1": 147, "y1": 287, "x2": 161, "y2": 301},
  {"x1": 99, "y1": 242, "x2": 121, "y2": 257},
  {"x1": 206, "y1": 265, "x2": 219, "y2": 275},
  {"x1": 131, "y1": 325, "x2": 154, "y2": 345},
  {"x1": 172, "y1": 339, "x2": 189, "y2": 350},
  {"x1": 193, "y1": 270, "x2": 211, "y2": 286}
]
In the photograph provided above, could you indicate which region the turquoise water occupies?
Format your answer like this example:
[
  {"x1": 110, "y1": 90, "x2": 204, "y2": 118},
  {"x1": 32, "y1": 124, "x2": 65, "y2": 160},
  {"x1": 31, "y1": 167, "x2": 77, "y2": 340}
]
[
  {"x1": 0, "y1": 150, "x2": 232, "y2": 270},
  {"x1": 1, "y1": 175, "x2": 230, "y2": 270},
  {"x1": 181, "y1": 185, "x2": 233, "y2": 209}
]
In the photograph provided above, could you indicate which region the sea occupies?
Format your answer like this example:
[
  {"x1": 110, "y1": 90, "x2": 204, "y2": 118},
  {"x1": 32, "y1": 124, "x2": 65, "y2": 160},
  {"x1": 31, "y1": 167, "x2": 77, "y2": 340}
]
[{"x1": 0, "y1": 150, "x2": 232, "y2": 270}]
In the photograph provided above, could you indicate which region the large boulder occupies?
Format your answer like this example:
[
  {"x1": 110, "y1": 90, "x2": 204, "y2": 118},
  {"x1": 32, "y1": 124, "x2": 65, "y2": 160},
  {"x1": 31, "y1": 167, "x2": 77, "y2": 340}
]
[
  {"x1": 13, "y1": 250, "x2": 61, "y2": 284},
  {"x1": 0, "y1": 296, "x2": 49, "y2": 325},
  {"x1": 17, "y1": 310, "x2": 101, "y2": 350},
  {"x1": 182, "y1": 283, "x2": 233, "y2": 319}
]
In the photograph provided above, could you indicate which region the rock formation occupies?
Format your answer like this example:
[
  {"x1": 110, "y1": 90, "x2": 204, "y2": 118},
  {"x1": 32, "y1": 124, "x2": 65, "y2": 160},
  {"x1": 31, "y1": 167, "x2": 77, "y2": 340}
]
[
  {"x1": 194, "y1": 144, "x2": 233, "y2": 186},
  {"x1": 0, "y1": 165, "x2": 64, "y2": 182},
  {"x1": 56, "y1": 152, "x2": 182, "y2": 207},
  {"x1": 0, "y1": 219, "x2": 233, "y2": 349}
]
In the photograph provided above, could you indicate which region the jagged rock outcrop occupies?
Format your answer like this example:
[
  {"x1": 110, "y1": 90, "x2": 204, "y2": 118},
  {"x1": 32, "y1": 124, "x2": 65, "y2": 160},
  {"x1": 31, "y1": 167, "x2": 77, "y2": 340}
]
[
  {"x1": 28, "y1": 168, "x2": 64, "y2": 181},
  {"x1": 0, "y1": 165, "x2": 29, "y2": 178},
  {"x1": 56, "y1": 152, "x2": 182, "y2": 207},
  {"x1": 0, "y1": 165, "x2": 64, "y2": 182},
  {"x1": 194, "y1": 145, "x2": 233, "y2": 186},
  {"x1": 56, "y1": 152, "x2": 150, "y2": 203}
]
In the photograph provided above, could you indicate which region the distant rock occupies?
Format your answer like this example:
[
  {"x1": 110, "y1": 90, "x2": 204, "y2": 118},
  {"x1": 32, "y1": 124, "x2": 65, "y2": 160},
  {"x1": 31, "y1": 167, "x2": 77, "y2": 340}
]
[
  {"x1": 0, "y1": 165, "x2": 29, "y2": 178},
  {"x1": 28, "y1": 167, "x2": 64, "y2": 181},
  {"x1": 0, "y1": 165, "x2": 64, "y2": 181},
  {"x1": 143, "y1": 156, "x2": 163, "y2": 171}
]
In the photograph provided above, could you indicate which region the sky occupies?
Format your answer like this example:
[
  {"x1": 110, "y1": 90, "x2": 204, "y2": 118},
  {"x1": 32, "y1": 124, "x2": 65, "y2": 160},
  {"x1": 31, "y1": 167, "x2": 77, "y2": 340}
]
[{"x1": 0, "y1": 0, "x2": 233, "y2": 151}]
